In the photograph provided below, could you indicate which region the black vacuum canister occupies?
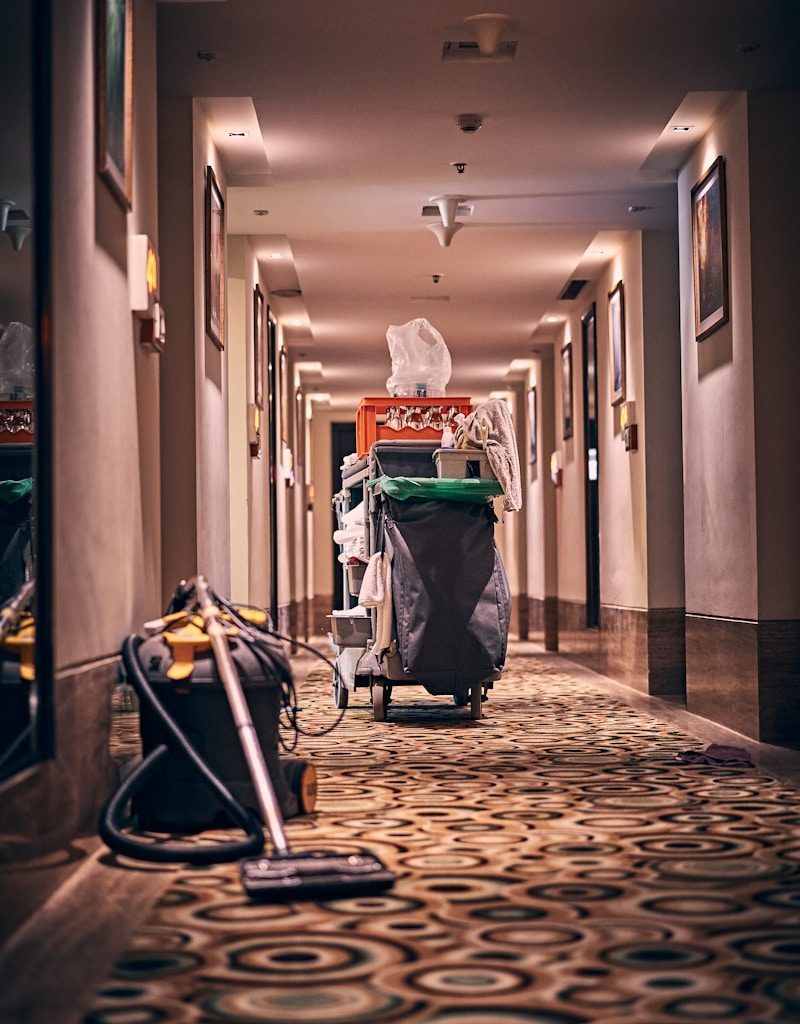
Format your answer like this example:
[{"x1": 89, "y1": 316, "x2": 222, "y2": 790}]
[{"x1": 133, "y1": 632, "x2": 298, "y2": 832}]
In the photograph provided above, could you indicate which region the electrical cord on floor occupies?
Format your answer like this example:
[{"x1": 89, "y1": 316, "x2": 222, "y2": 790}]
[{"x1": 210, "y1": 593, "x2": 348, "y2": 744}]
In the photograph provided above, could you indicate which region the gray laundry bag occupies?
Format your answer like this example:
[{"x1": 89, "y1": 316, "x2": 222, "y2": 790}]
[{"x1": 383, "y1": 495, "x2": 510, "y2": 694}]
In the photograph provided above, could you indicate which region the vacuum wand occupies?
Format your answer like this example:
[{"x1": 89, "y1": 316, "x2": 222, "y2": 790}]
[{"x1": 192, "y1": 574, "x2": 289, "y2": 855}]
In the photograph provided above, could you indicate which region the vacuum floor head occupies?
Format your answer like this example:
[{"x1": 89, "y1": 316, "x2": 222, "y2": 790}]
[{"x1": 240, "y1": 849, "x2": 395, "y2": 902}]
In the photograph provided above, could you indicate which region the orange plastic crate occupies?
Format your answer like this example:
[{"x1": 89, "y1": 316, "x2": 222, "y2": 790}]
[{"x1": 356, "y1": 396, "x2": 471, "y2": 458}]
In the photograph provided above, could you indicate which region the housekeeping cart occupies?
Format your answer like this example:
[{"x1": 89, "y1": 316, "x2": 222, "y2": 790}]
[{"x1": 329, "y1": 436, "x2": 510, "y2": 722}]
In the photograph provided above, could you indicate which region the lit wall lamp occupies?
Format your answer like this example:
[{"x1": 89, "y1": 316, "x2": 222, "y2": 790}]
[
  {"x1": 550, "y1": 450, "x2": 562, "y2": 487},
  {"x1": 248, "y1": 402, "x2": 262, "y2": 458},
  {"x1": 128, "y1": 234, "x2": 165, "y2": 352},
  {"x1": 620, "y1": 400, "x2": 638, "y2": 452}
]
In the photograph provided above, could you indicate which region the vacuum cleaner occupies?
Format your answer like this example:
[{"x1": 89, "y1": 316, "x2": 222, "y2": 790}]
[{"x1": 100, "y1": 576, "x2": 395, "y2": 901}]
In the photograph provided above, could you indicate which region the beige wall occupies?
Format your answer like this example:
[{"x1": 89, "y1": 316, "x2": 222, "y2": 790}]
[
  {"x1": 642, "y1": 229, "x2": 685, "y2": 609},
  {"x1": 552, "y1": 233, "x2": 648, "y2": 610},
  {"x1": 526, "y1": 353, "x2": 557, "y2": 603},
  {"x1": 53, "y1": 0, "x2": 162, "y2": 667},
  {"x1": 678, "y1": 93, "x2": 757, "y2": 620},
  {"x1": 226, "y1": 238, "x2": 249, "y2": 602},
  {"x1": 159, "y1": 99, "x2": 231, "y2": 601}
]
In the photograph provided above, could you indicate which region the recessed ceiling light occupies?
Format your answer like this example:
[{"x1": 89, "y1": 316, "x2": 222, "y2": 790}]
[
  {"x1": 627, "y1": 205, "x2": 651, "y2": 213},
  {"x1": 253, "y1": 209, "x2": 269, "y2": 216},
  {"x1": 591, "y1": 249, "x2": 607, "y2": 255},
  {"x1": 545, "y1": 315, "x2": 559, "y2": 323},
  {"x1": 292, "y1": 320, "x2": 303, "y2": 326},
  {"x1": 671, "y1": 125, "x2": 693, "y2": 132},
  {"x1": 227, "y1": 130, "x2": 247, "y2": 138},
  {"x1": 269, "y1": 253, "x2": 283, "y2": 260}
]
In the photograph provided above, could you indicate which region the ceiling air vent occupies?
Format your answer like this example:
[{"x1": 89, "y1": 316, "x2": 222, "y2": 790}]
[
  {"x1": 410, "y1": 295, "x2": 450, "y2": 302},
  {"x1": 272, "y1": 288, "x2": 302, "y2": 299},
  {"x1": 441, "y1": 40, "x2": 517, "y2": 62},
  {"x1": 559, "y1": 279, "x2": 588, "y2": 301},
  {"x1": 421, "y1": 204, "x2": 473, "y2": 218}
]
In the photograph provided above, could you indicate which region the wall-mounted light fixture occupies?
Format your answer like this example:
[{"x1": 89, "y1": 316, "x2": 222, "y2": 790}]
[
  {"x1": 550, "y1": 450, "x2": 562, "y2": 487},
  {"x1": 620, "y1": 400, "x2": 638, "y2": 452}
]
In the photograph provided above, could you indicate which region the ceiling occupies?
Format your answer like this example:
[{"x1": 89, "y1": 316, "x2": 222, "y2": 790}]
[{"x1": 157, "y1": 0, "x2": 800, "y2": 406}]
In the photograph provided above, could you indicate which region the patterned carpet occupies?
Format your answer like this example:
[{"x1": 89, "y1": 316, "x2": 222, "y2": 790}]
[{"x1": 90, "y1": 651, "x2": 800, "y2": 1024}]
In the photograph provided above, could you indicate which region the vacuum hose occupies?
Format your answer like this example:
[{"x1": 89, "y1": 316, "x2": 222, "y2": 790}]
[{"x1": 99, "y1": 635, "x2": 265, "y2": 864}]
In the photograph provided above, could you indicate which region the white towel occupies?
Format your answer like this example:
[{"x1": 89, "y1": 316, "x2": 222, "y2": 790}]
[
  {"x1": 456, "y1": 398, "x2": 522, "y2": 512},
  {"x1": 358, "y1": 552, "x2": 393, "y2": 654}
]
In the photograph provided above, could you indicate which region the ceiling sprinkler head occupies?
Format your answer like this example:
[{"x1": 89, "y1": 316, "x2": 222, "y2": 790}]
[
  {"x1": 432, "y1": 274, "x2": 442, "y2": 284},
  {"x1": 196, "y1": 50, "x2": 216, "y2": 61},
  {"x1": 455, "y1": 113, "x2": 483, "y2": 134},
  {"x1": 427, "y1": 221, "x2": 464, "y2": 248},
  {"x1": 451, "y1": 162, "x2": 467, "y2": 174}
]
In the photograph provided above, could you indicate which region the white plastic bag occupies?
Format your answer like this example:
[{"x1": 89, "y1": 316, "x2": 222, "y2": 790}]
[
  {"x1": 0, "y1": 322, "x2": 35, "y2": 400},
  {"x1": 385, "y1": 318, "x2": 451, "y2": 397}
]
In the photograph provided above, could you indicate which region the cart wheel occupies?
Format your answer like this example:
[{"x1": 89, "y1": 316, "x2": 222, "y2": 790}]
[
  {"x1": 283, "y1": 758, "x2": 318, "y2": 814},
  {"x1": 332, "y1": 670, "x2": 349, "y2": 709},
  {"x1": 452, "y1": 691, "x2": 469, "y2": 707},
  {"x1": 470, "y1": 684, "x2": 483, "y2": 720},
  {"x1": 373, "y1": 683, "x2": 390, "y2": 722}
]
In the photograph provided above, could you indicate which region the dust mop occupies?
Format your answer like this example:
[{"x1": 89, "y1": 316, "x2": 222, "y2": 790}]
[{"x1": 192, "y1": 576, "x2": 396, "y2": 901}]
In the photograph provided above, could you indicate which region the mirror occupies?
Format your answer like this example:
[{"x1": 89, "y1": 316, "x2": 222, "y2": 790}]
[{"x1": 0, "y1": 0, "x2": 51, "y2": 782}]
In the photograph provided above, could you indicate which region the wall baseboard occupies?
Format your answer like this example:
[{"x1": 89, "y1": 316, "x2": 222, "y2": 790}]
[
  {"x1": 557, "y1": 600, "x2": 685, "y2": 697},
  {"x1": 0, "y1": 658, "x2": 118, "y2": 862},
  {"x1": 687, "y1": 614, "x2": 800, "y2": 747},
  {"x1": 528, "y1": 596, "x2": 559, "y2": 651}
]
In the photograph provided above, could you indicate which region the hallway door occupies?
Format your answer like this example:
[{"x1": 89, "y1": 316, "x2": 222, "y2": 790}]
[
  {"x1": 331, "y1": 422, "x2": 356, "y2": 611},
  {"x1": 582, "y1": 305, "x2": 601, "y2": 627}
]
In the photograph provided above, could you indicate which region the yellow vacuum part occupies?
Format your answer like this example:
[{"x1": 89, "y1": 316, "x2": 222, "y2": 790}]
[{"x1": 162, "y1": 616, "x2": 238, "y2": 680}]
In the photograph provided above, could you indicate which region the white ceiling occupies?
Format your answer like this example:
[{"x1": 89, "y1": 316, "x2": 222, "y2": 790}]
[{"x1": 158, "y1": 0, "x2": 800, "y2": 406}]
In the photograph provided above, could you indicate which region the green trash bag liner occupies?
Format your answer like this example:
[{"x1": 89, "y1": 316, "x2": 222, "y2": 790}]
[
  {"x1": 368, "y1": 475, "x2": 502, "y2": 504},
  {"x1": 0, "y1": 478, "x2": 32, "y2": 503}
]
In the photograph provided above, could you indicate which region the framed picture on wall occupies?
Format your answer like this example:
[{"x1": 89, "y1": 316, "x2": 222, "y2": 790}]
[
  {"x1": 527, "y1": 386, "x2": 537, "y2": 464},
  {"x1": 561, "y1": 343, "x2": 573, "y2": 440},
  {"x1": 279, "y1": 346, "x2": 289, "y2": 448},
  {"x1": 691, "y1": 155, "x2": 729, "y2": 341},
  {"x1": 608, "y1": 280, "x2": 626, "y2": 406},
  {"x1": 253, "y1": 284, "x2": 265, "y2": 410},
  {"x1": 96, "y1": 0, "x2": 133, "y2": 210},
  {"x1": 204, "y1": 166, "x2": 225, "y2": 349}
]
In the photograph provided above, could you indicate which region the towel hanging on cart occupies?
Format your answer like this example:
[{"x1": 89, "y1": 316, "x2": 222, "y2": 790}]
[
  {"x1": 359, "y1": 551, "x2": 393, "y2": 655},
  {"x1": 455, "y1": 399, "x2": 522, "y2": 512}
]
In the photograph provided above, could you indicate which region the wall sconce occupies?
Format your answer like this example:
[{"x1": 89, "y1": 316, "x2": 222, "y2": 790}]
[
  {"x1": 550, "y1": 450, "x2": 562, "y2": 487},
  {"x1": 620, "y1": 400, "x2": 638, "y2": 452},
  {"x1": 248, "y1": 402, "x2": 262, "y2": 458}
]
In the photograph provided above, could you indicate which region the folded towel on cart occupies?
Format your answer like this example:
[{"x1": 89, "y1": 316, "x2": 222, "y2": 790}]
[{"x1": 456, "y1": 399, "x2": 522, "y2": 512}]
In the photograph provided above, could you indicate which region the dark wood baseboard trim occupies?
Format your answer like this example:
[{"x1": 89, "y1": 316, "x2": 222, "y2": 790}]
[
  {"x1": 313, "y1": 594, "x2": 333, "y2": 636},
  {"x1": 528, "y1": 596, "x2": 558, "y2": 650},
  {"x1": 687, "y1": 614, "x2": 800, "y2": 747},
  {"x1": 557, "y1": 601, "x2": 685, "y2": 696},
  {"x1": 0, "y1": 658, "x2": 118, "y2": 862}
]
